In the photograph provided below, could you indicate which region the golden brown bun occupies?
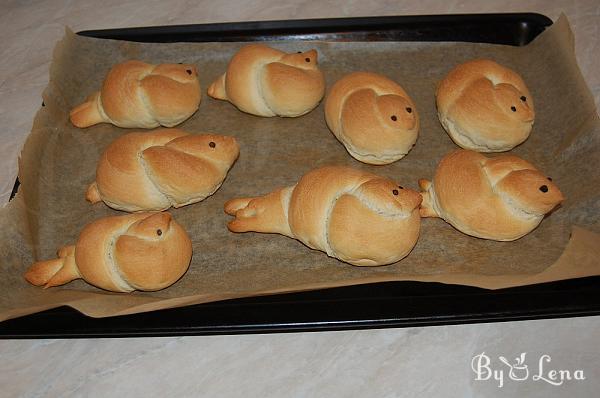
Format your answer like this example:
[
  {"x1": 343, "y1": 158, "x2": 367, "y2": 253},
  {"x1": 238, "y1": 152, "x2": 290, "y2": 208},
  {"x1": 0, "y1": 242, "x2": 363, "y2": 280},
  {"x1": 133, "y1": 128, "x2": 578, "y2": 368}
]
[
  {"x1": 87, "y1": 128, "x2": 239, "y2": 212},
  {"x1": 24, "y1": 213, "x2": 192, "y2": 292},
  {"x1": 325, "y1": 72, "x2": 419, "y2": 164},
  {"x1": 436, "y1": 59, "x2": 534, "y2": 152},
  {"x1": 207, "y1": 44, "x2": 325, "y2": 117},
  {"x1": 70, "y1": 61, "x2": 201, "y2": 128},
  {"x1": 419, "y1": 150, "x2": 564, "y2": 241},
  {"x1": 224, "y1": 166, "x2": 422, "y2": 266}
]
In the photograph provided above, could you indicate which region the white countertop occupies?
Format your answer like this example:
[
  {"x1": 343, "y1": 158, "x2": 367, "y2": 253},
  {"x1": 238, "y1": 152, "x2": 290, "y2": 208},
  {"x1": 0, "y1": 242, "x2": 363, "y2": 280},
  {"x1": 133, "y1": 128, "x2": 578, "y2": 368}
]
[{"x1": 1, "y1": 1, "x2": 599, "y2": 397}]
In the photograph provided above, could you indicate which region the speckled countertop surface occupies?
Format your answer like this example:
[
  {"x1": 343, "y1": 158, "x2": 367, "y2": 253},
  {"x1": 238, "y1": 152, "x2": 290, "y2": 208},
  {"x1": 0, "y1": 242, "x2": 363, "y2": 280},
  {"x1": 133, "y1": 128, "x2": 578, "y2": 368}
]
[{"x1": 0, "y1": 1, "x2": 598, "y2": 397}]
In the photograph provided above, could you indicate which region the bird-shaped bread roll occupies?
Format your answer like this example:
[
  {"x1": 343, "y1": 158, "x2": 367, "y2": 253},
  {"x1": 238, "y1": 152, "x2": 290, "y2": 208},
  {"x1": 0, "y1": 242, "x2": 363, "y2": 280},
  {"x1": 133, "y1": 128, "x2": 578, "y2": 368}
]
[
  {"x1": 86, "y1": 128, "x2": 239, "y2": 212},
  {"x1": 419, "y1": 150, "x2": 564, "y2": 241},
  {"x1": 436, "y1": 59, "x2": 534, "y2": 152},
  {"x1": 207, "y1": 44, "x2": 325, "y2": 117},
  {"x1": 70, "y1": 60, "x2": 201, "y2": 128},
  {"x1": 24, "y1": 212, "x2": 192, "y2": 292},
  {"x1": 225, "y1": 166, "x2": 422, "y2": 266},
  {"x1": 325, "y1": 72, "x2": 419, "y2": 165}
]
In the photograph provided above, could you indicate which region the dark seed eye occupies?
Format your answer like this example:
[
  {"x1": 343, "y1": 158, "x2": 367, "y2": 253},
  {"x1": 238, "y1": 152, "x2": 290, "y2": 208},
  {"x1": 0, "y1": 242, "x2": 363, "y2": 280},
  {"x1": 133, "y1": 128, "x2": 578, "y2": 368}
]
[
  {"x1": 405, "y1": 107, "x2": 412, "y2": 113},
  {"x1": 539, "y1": 185, "x2": 548, "y2": 193},
  {"x1": 178, "y1": 62, "x2": 183, "y2": 65},
  {"x1": 547, "y1": 177, "x2": 553, "y2": 181},
  {"x1": 209, "y1": 141, "x2": 216, "y2": 148},
  {"x1": 398, "y1": 185, "x2": 404, "y2": 189},
  {"x1": 305, "y1": 58, "x2": 310, "y2": 63},
  {"x1": 520, "y1": 96, "x2": 527, "y2": 102},
  {"x1": 392, "y1": 189, "x2": 399, "y2": 196},
  {"x1": 156, "y1": 229, "x2": 162, "y2": 236},
  {"x1": 390, "y1": 115, "x2": 397, "y2": 121},
  {"x1": 186, "y1": 69, "x2": 192, "y2": 75},
  {"x1": 511, "y1": 106, "x2": 517, "y2": 112},
  {"x1": 297, "y1": 51, "x2": 302, "y2": 54}
]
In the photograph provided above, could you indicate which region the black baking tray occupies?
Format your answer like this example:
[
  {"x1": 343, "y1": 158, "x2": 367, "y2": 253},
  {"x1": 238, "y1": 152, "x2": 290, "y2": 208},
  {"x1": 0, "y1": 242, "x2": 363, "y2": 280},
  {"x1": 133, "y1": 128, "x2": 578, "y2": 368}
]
[{"x1": 5, "y1": 13, "x2": 600, "y2": 338}]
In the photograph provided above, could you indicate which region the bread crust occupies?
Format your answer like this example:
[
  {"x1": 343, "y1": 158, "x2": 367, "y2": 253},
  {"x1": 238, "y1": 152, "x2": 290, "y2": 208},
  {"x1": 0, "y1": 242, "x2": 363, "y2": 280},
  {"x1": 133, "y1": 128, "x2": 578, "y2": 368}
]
[
  {"x1": 325, "y1": 72, "x2": 419, "y2": 164},
  {"x1": 208, "y1": 44, "x2": 325, "y2": 117},
  {"x1": 90, "y1": 128, "x2": 239, "y2": 212},
  {"x1": 70, "y1": 60, "x2": 201, "y2": 128},
  {"x1": 436, "y1": 59, "x2": 534, "y2": 152},
  {"x1": 420, "y1": 150, "x2": 564, "y2": 241},
  {"x1": 225, "y1": 166, "x2": 422, "y2": 266}
]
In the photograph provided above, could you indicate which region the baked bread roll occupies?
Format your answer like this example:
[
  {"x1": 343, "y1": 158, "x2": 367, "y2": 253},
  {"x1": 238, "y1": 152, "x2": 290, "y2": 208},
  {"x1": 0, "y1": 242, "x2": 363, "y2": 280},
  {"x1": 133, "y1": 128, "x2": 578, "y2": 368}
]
[
  {"x1": 419, "y1": 150, "x2": 564, "y2": 241},
  {"x1": 207, "y1": 44, "x2": 325, "y2": 117},
  {"x1": 70, "y1": 60, "x2": 201, "y2": 128},
  {"x1": 325, "y1": 72, "x2": 419, "y2": 164},
  {"x1": 225, "y1": 166, "x2": 422, "y2": 266},
  {"x1": 86, "y1": 128, "x2": 239, "y2": 212},
  {"x1": 24, "y1": 212, "x2": 192, "y2": 292},
  {"x1": 436, "y1": 59, "x2": 534, "y2": 152}
]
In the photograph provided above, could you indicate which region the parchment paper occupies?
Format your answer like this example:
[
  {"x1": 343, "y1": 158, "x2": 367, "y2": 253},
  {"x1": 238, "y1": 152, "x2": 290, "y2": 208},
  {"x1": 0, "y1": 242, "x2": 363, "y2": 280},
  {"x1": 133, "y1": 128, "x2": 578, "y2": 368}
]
[{"x1": 1, "y1": 15, "x2": 599, "y2": 321}]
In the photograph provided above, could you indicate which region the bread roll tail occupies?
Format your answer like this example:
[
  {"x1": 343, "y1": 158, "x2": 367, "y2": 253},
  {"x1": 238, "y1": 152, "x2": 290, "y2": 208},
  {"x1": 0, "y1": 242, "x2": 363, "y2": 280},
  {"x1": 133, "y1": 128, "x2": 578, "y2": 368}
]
[
  {"x1": 224, "y1": 197, "x2": 253, "y2": 215},
  {"x1": 69, "y1": 92, "x2": 105, "y2": 128},
  {"x1": 207, "y1": 73, "x2": 228, "y2": 100},
  {"x1": 224, "y1": 187, "x2": 293, "y2": 236},
  {"x1": 418, "y1": 178, "x2": 430, "y2": 192},
  {"x1": 24, "y1": 245, "x2": 81, "y2": 288},
  {"x1": 85, "y1": 182, "x2": 102, "y2": 204},
  {"x1": 418, "y1": 179, "x2": 438, "y2": 218}
]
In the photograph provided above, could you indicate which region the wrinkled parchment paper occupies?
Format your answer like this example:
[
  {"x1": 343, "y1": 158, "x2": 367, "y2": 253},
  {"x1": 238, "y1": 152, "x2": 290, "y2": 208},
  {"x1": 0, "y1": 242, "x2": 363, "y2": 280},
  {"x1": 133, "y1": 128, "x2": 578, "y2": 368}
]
[{"x1": 1, "y1": 15, "x2": 599, "y2": 321}]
